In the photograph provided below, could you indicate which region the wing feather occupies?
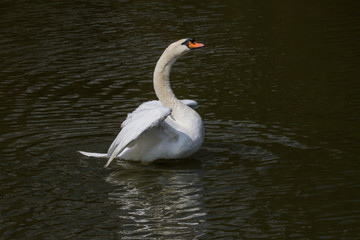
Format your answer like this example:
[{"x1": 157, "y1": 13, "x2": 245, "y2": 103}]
[
  {"x1": 105, "y1": 100, "x2": 171, "y2": 167},
  {"x1": 181, "y1": 99, "x2": 199, "y2": 109}
]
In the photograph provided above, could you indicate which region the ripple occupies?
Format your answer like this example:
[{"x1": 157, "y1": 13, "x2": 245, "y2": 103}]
[
  {"x1": 1, "y1": 0, "x2": 359, "y2": 239},
  {"x1": 106, "y1": 168, "x2": 207, "y2": 239}
]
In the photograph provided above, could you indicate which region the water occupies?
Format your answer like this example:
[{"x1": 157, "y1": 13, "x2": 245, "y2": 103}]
[{"x1": 1, "y1": 1, "x2": 359, "y2": 239}]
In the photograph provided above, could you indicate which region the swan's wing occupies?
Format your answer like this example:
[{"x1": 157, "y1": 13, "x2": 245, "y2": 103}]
[
  {"x1": 124, "y1": 99, "x2": 198, "y2": 109},
  {"x1": 105, "y1": 100, "x2": 171, "y2": 167},
  {"x1": 181, "y1": 99, "x2": 199, "y2": 109}
]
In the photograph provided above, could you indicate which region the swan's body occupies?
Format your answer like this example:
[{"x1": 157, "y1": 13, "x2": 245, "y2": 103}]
[{"x1": 79, "y1": 38, "x2": 205, "y2": 167}]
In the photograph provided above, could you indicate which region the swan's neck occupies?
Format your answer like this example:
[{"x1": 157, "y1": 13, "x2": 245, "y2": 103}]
[
  {"x1": 153, "y1": 46, "x2": 204, "y2": 142},
  {"x1": 153, "y1": 48, "x2": 185, "y2": 111}
]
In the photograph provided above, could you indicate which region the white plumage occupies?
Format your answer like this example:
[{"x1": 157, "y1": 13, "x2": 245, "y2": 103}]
[{"x1": 79, "y1": 38, "x2": 205, "y2": 167}]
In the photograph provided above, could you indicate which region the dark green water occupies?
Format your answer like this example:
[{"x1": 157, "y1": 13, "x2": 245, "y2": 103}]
[{"x1": 1, "y1": 1, "x2": 359, "y2": 239}]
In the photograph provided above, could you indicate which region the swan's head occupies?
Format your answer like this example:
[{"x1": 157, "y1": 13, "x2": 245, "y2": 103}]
[
  {"x1": 165, "y1": 38, "x2": 205, "y2": 59},
  {"x1": 180, "y1": 38, "x2": 205, "y2": 50}
]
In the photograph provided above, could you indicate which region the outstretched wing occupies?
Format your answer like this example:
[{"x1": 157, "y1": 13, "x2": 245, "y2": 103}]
[
  {"x1": 181, "y1": 99, "x2": 199, "y2": 109},
  {"x1": 105, "y1": 100, "x2": 171, "y2": 167}
]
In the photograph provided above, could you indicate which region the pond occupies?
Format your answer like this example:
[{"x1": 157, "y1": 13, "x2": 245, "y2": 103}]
[{"x1": 1, "y1": 1, "x2": 359, "y2": 239}]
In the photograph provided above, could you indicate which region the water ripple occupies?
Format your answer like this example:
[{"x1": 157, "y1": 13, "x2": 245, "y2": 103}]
[
  {"x1": 1, "y1": 0, "x2": 359, "y2": 239},
  {"x1": 106, "y1": 168, "x2": 207, "y2": 239}
]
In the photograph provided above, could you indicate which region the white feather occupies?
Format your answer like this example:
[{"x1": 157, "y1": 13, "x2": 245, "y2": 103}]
[
  {"x1": 78, "y1": 100, "x2": 199, "y2": 164},
  {"x1": 105, "y1": 101, "x2": 171, "y2": 167},
  {"x1": 78, "y1": 38, "x2": 205, "y2": 167},
  {"x1": 78, "y1": 151, "x2": 107, "y2": 158}
]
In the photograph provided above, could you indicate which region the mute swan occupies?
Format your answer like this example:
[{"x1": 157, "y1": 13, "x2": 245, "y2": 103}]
[{"x1": 79, "y1": 38, "x2": 205, "y2": 167}]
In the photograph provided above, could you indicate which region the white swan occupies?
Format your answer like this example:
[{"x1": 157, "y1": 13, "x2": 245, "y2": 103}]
[{"x1": 79, "y1": 38, "x2": 205, "y2": 167}]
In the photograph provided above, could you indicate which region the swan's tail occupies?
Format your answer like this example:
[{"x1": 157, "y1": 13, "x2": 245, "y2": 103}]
[{"x1": 78, "y1": 151, "x2": 107, "y2": 158}]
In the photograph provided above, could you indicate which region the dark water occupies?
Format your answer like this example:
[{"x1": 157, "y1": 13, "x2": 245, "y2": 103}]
[{"x1": 1, "y1": 1, "x2": 359, "y2": 239}]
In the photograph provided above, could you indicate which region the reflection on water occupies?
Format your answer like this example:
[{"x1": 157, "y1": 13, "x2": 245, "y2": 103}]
[
  {"x1": 106, "y1": 167, "x2": 206, "y2": 238},
  {"x1": 1, "y1": 0, "x2": 360, "y2": 239}
]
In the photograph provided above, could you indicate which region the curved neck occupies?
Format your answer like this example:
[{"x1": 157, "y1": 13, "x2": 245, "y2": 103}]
[{"x1": 153, "y1": 48, "x2": 184, "y2": 109}]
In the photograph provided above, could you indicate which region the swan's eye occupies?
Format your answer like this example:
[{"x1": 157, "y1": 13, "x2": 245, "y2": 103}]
[
  {"x1": 182, "y1": 39, "x2": 189, "y2": 46},
  {"x1": 182, "y1": 38, "x2": 195, "y2": 45},
  {"x1": 182, "y1": 38, "x2": 196, "y2": 47},
  {"x1": 182, "y1": 38, "x2": 204, "y2": 49}
]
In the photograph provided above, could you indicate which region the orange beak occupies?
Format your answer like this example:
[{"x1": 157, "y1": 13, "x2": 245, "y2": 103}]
[{"x1": 189, "y1": 41, "x2": 205, "y2": 49}]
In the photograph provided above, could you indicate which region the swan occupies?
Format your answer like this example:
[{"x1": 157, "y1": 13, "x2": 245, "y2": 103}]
[{"x1": 79, "y1": 38, "x2": 205, "y2": 167}]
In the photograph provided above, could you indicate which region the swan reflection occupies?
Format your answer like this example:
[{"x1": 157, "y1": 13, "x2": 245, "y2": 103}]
[{"x1": 105, "y1": 163, "x2": 207, "y2": 239}]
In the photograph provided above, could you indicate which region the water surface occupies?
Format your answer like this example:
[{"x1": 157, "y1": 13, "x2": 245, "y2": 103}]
[{"x1": 1, "y1": 1, "x2": 359, "y2": 239}]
